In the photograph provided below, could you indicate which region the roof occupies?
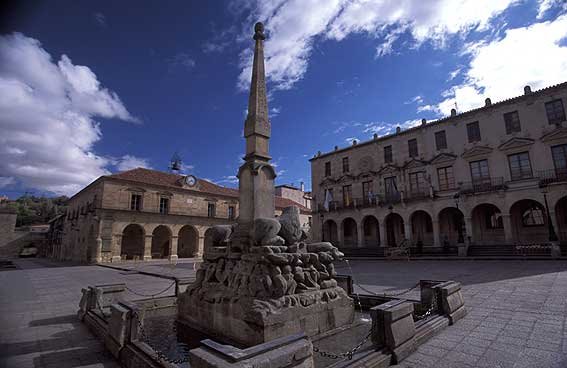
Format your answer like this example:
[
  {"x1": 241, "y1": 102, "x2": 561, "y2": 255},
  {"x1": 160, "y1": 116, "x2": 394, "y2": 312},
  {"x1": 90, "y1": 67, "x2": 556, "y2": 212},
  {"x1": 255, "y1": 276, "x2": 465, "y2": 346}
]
[
  {"x1": 105, "y1": 168, "x2": 311, "y2": 213},
  {"x1": 311, "y1": 81, "x2": 567, "y2": 161}
]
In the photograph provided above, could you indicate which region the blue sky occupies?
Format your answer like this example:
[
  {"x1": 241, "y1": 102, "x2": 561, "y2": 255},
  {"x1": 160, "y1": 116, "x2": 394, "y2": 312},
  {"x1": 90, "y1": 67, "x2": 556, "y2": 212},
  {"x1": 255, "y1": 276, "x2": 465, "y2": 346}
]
[{"x1": 1, "y1": 0, "x2": 566, "y2": 198}]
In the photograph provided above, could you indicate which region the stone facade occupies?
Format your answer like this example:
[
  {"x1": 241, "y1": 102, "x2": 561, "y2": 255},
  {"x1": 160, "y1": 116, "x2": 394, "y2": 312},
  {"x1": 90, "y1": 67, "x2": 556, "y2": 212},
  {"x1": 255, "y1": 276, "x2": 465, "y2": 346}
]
[
  {"x1": 311, "y1": 82, "x2": 567, "y2": 250},
  {"x1": 50, "y1": 168, "x2": 311, "y2": 263},
  {"x1": 0, "y1": 207, "x2": 17, "y2": 247}
]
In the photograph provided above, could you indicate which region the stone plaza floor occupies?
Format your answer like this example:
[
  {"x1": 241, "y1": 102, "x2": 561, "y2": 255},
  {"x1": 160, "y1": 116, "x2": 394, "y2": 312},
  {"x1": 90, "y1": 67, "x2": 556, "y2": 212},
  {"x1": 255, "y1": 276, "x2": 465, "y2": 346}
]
[{"x1": 0, "y1": 258, "x2": 566, "y2": 367}]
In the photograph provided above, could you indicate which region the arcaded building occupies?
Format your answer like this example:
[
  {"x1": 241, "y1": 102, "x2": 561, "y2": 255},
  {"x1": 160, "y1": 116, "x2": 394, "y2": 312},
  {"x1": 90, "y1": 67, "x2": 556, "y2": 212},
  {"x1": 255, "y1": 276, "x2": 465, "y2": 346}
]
[
  {"x1": 310, "y1": 82, "x2": 567, "y2": 252},
  {"x1": 51, "y1": 168, "x2": 311, "y2": 263}
]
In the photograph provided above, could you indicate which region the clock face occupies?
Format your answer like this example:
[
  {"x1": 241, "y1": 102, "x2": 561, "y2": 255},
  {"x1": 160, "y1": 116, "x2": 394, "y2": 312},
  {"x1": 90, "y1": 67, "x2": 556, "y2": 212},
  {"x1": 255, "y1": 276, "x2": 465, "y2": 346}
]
[{"x1": 185, "y1": 175, "x2": 197, "y2": 187}]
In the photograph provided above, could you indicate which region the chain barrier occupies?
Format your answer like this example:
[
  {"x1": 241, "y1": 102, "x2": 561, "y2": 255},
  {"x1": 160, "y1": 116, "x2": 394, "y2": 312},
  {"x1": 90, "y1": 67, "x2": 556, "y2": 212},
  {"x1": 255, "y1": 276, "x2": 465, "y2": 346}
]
[
  {"x1": 312, "y1": 330, "x2": 372, "y2": 361},
  {"x1": 125, "y1": 280, "x2": 176, "y2": 298},
  {"x1": 354, "y1": 281, "x2": 421, "y2": 298}
]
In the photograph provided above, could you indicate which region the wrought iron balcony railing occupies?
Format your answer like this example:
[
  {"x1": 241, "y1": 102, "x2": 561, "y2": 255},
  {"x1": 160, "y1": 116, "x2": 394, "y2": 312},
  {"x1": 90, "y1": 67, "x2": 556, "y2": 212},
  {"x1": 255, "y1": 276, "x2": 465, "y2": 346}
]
[
  {"x1": 538, "y1": 168, "x2": 567, "y2": 186},
  {"x1": 459, "y1": 177, "x2": 506, "y2": 194},
  {"x1": 380, "y1": 192, "x2": 401, "y2": 206},
  {"x1": 404, "y1": 189, "x2": 430, "y2": 202}
]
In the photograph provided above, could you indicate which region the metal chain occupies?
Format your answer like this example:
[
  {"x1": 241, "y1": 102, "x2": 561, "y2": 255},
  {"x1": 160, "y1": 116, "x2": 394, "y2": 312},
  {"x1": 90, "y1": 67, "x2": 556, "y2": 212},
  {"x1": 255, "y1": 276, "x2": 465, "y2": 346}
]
[
  {"x1": 414, "y1": 294, "x2": 438, "y2": 321},
  {"x1": 125, "y1": 280, "x2": 176, "y2": 298},
  {"x1": 312, "y1": 330, "x2": 372, "y2": 361},
  {"x1": 355, "y1": 281, "x2": 421, "y2": 298}
]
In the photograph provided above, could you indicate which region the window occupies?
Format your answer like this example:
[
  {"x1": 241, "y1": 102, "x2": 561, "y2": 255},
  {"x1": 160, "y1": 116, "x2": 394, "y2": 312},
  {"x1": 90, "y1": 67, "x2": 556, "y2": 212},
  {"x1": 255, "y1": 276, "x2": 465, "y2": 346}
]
[
  {"x1": 469, "y1": 159, "x2": 490, "y2": 183},
  {"x1": 159, "y1": 197, "x2": 169, "y2": 214},
  {"x1": 504, "y1": 111, "x2": 521, "y2": 134},
  {"x1": 435, "y1": 131, "x2": 447, "y2": 150},
  {"x1": 485, "y1": 209, "x2": 503, "y2": 229},
  {"x1": 467, "y1": 121, "x2": 481, "y2": 143},
  {"x1": 437, "y1": 166, "x2": 455, "y2": 191},
  {"x1": 207, "y1": 203, "x2": 216, "y2": 218},
  {"x1": 324, "y1": 162, "x2": 331, "y2": 177},
  {"x1": 545, "y1": 99, "x2": 566, "y2": 125},
  {"x1": 408, "y1": 139, "x2": 418, "y2": 158},
  {"x1": 384, "y1": 145, "x2": 393, "y2": 163},
  {"x1": 522, "y1": 207, "x2": 545, "y2": 226},
  {"x1": 408, "y1": 171, "x2": 426, "y2": 194},
  {"x1": 362, "y1": 181, "x2": 373, "y2": 203},
  {"x1": 228, "y1": 206, "x2": 235, "y2": 220},
  {"x1": 342, "y1": 157, "x2": 350, "y2": 173},
  {"x1": 342, "y1": 185, "x2": 352, "y2": 207},
  {"x1": 552, "y1": 144, "x2": 567, "y2": 174},
  {"x1": 508, "y1": 152, "x2": 532, "y2": 181},
  {"x1": 130, "y1": 194, "x2": 142, "y2": 211},
  {"x1": 384, "y1": 177, "x2": 398, "y2": 197}
]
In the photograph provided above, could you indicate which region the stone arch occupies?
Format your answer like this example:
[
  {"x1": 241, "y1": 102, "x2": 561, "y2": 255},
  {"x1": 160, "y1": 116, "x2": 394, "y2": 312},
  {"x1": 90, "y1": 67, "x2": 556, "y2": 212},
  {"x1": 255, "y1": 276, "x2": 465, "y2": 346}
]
[
  {"x1": 322, "y1": 219, "x2": 339, "y2": 244},
  {"x1": 410, "y1": 210, "x2": 433, "y2": 246},
  {"x1": 178, "y1": 225, "x2": 199, "y2": 258},
  {"x1": 555, "y1": 196, "x2": 567, "y2": 242},
  {"x1": 151, "y1": 225, "x2": 171, "y2": 259},
  {"x1": 361, "y1": 215, "x2": 380, "y2": 246},
  {"x1": 121, "y1": 224, "x2": 145, "y2": 260},
  {"x1": 471, "y1": 203, "x2": 504, "y2": 245},
  {"x1": 341, "y1": 218, "x2": 358, "y2": 247},
  {"x1": 438, "y1": 207, "x2": 465, "y2": 246},
  {"x1": 385, "y1": 213, "x2": 405, "y2": 247},
  {"x1": 510, "y1": 199, "x2": 548, "y2": 244}
]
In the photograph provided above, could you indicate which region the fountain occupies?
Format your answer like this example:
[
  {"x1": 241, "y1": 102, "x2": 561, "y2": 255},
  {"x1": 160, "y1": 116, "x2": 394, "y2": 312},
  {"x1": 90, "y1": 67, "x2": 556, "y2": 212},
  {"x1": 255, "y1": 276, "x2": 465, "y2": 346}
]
[{"x1": 77, "y1": 22, "x2": 467, "y2": 368}]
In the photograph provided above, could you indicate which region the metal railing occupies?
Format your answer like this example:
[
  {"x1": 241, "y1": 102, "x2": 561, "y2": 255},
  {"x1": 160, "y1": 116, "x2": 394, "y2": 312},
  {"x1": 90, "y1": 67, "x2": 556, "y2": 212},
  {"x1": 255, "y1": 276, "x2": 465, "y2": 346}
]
[
  {"x1": 380, "y1": 192, "x2": 401, "y2": 206},
  {"x1": 459, "y1": 177, "x2": 505, "y2": 194},
  {"x1": 404, "y1": 189, "x2": 430, "y2": 202},
  {"x1": 538, "y1": 168, "x2": 567, "y2": 186}
]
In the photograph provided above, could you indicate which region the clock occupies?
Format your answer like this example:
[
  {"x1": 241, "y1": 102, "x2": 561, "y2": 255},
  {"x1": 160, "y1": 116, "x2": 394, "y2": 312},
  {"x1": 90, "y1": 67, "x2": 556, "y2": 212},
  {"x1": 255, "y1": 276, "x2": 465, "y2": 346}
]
[{"x1": 184, "y1": 175, "x2": 197, "y2": 187}]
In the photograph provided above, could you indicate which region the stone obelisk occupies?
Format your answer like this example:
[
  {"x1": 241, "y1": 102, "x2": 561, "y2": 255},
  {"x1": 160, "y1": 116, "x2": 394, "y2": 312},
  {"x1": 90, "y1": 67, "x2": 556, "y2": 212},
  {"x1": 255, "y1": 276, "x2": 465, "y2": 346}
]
[{"x1": 236, "y1": 22, "x2": 276, "y2": 248}]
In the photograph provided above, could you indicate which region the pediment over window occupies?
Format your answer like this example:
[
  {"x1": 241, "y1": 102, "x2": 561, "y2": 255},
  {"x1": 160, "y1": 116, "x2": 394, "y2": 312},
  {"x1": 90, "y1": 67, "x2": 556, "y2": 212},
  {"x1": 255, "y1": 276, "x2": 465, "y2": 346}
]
[
  {"x1": 540, "y1": 126, "x2": 567, "y2": 144},
  {"x1": 462, "y1": 145, "x2": 493, "y2": 159},
  {"x1": 336, "y1": 174, "x2": 355, "y2": 183},
  {"x1": 354, "y1": 170, "x2": 378, "y2": 180},
  {"x1": 319, "y1": 177, "x2": 336, "y2": 186},
  {"x1": 498, "y1": 137, "x2": 535, "y2": 152},
  {"x1": 430, "y1": 153, "x2": 457, "y2": 165},
  {"x1": 403, "y1": 159, "x2": 427, "y2": 170},
  {"x1": 377, "y1": 164, "x2": 400, "y2": 175}
]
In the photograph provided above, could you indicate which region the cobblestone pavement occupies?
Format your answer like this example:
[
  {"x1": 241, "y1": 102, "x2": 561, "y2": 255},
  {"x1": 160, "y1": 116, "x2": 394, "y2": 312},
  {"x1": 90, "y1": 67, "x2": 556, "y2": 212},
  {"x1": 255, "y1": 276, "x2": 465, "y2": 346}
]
[
  {"x1": 1, "y1": 258, "x2": 566, "y2": 367},
  {"x1": 336, "y1": 259, "x2": 567, "y2": 368},
  {"x1": 0, "y1": 258, "x2": 178, "y2": 368}
]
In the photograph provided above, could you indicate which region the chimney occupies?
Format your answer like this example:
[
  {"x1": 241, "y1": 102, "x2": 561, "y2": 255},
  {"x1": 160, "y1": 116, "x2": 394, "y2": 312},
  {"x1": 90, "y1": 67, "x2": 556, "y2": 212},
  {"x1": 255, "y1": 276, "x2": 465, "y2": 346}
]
[
  {"x1": 300, "y1": 181, "x2": 305, "y2": 192},
  {"x1": 396, "y1": 126, "x2": 401, "y2": 134},
  {"x1": 373, "y1": 133, "x2": 378, "y2": 139},
  {"x1": 485, "y1": 98, "x2": 491, "y2": 106},
  {"x1": 524, "y1": 85, "x2": 532, "y2": 95},
  {"x1": 450, "y1": 108, "x2": 457, "y2": 117},
  {"x1": 421, "y1": 118, "x2": 427, "y2": 125}
]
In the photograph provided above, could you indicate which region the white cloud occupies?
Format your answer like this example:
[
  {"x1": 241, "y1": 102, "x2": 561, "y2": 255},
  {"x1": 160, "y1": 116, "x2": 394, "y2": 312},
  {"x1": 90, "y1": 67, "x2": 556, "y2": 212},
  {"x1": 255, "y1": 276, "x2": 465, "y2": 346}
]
[
  {"x1": 114, "y1": 155, "x2": 152, "y2": 172},
  {"x1": 270, "y1": 106, "x2": 281, "y2": 117},
  {"x1": 405, "y1": 95, "x2": 423, "y2": 105},
  {"x1": 435, "y1": 15, "x2": 567, "y2": 115},
  {"x1": 0, "y1": 177, "x2": 16, "y2": 188},
  {"x1": 345, "y1": 137, "x2": 359, "y2": 144},
  {"x1": 237, "y1": 0, "x2": 519, "y2": 90},
  {"x1": 537, "y1": 0, "x2": 567, "y2": 19},
  {"x1": 167, "y1": 53, "x2": 196, "y2": 71},
  {"x1": 417, "y1": 104, "x2": 435, "y2": 113},
  {"x1": 216, "y1": 175, "x2": 239, "y2": 185},
  {"x1": 447, "y1": 67, "x2": 462, "y2": 81},
  {"x1": 0, "y1": 33, "x2": 138, "y2": 196}
]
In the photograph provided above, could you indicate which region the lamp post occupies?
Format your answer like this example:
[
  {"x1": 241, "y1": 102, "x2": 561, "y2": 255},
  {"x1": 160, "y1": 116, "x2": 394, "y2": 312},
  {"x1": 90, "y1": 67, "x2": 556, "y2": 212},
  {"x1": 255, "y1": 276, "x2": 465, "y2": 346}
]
[
  {"x1": 453, "y1": 193, "x2": 465, "y2": 244},
  {"x1": 541, "y1": 186, "x2": 558, "y2": 242}
]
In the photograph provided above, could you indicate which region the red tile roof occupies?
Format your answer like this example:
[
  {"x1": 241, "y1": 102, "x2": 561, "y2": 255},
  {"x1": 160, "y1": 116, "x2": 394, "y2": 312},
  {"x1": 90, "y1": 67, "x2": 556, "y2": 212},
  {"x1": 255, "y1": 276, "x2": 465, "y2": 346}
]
[{"x1": 106, "y1": 168, "x2": 311, "y2": 213}]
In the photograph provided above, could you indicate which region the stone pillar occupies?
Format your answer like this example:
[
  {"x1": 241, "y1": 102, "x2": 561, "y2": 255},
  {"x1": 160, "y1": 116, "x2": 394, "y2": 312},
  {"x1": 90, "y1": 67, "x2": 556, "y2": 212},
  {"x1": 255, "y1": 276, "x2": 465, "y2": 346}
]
[
  {"x1": 501, "y1": 214, "x2": 513, "y2": 244},
  {"x1": 169, "y1": 235, "x2": 178, "y2": 262},
  {"x1": 464, "y1": 217, "x2": 473, "y2": 243},
  {"x1": 197, "y1": 235, "x2": 205, "y2": 257},
  {"x1": 94, "y1": 218, "x2": 103, "y2": 263},
  {"x1": 549, "y1": 211, "x2": 559, "y2": 239},
  {"x1": 357, "y1": 221, "x2": 365, "y2": 247},
  {"x1": 404, "y1": 222, "x2": 411, "y2": 243},
  {"x1": 432, "y1": 220, "x2": 440, "y2": 247},
  {"x1": 432, "y1": 281, "x2": 467, "y2": 325},
  {"x1": 379, "y1": 220, "x2": 387, "y2": 247},
  {"x1": 144, "y1": 235, "x2": 152, "y2": 261},
  {"x1": 111, "y1": 234, "x2": 122, "y2": 262},
  {"x1": 338, "y1": 222, "x2": 345, "y2": 248}
]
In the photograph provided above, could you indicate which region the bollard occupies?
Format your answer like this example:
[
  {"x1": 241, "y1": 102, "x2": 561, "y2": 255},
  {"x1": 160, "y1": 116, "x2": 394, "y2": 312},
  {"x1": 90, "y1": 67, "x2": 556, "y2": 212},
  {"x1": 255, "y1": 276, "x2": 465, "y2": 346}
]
[{"x1": 432, "y1": 281, "x2": 466, "y2": 324}]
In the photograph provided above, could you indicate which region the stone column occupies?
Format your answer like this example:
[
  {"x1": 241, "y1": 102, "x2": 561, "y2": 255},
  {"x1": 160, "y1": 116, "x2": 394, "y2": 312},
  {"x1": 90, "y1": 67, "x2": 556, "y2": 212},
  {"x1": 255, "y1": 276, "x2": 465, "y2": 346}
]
[
  {"x1": 94, "y1": 218, "x2": 103, "y2": 263},
  {"x1": 144, "y1": 235, "x2": 152, "y2": 261},
  {"x1": 169, "y1": 235, "x2": 179, "y2": 262},
  {"x1": 196, "y1": 235, "x2": 205, "y2": 257},
  {"x1": 432, "y1": 220, "x2": 440, "y2": 247},
  {"x1": 501, "y1": 214, "x2": 513, "y2": 244},
  {"x1": 338, "y1": 222, "x2": 345, "y2": 248},
  {"x1": 379, "y1": 220, "x2": 387, "y2": 247},
  {"x1": 404, "y1": 222, "x2": 411, "y2": 243},
  {"x1": 464, "y1": 217, "x2": 473, "y2": 243},
  {"x1": 111, "y1": 234, "x2": 122, "y2": 263},
  {"x1": 357, "y1": 221, "x2": 365, "y2": 247},
  {"x1": 549, "y1": 211, "x2": 559, "y2": 239}
]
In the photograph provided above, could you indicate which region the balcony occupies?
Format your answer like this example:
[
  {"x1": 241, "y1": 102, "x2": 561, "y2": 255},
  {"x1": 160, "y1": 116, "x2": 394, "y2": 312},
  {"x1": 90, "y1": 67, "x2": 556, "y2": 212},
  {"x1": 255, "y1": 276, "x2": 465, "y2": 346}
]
[
  {"x1": 404, "y1": 189, "x2": 430, "y2": 202},
  {"x1": 538, "y1": 168, "x2": 567, "y2": 186},
  {"x1": 459, "y1": 177, "x2": 506, "y2": 194},
  {"x1": 379, "y1": 192, "x2": 401, "y2": 206}
]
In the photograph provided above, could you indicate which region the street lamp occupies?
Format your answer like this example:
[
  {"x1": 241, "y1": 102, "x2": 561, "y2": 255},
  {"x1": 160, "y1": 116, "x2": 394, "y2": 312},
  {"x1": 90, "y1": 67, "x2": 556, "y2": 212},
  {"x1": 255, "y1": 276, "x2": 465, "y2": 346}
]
[{"x1": 541, "y1": 186, "x2": 558, "y2": 242}]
